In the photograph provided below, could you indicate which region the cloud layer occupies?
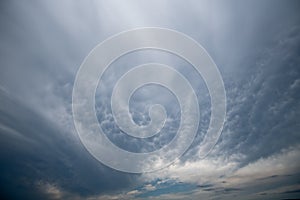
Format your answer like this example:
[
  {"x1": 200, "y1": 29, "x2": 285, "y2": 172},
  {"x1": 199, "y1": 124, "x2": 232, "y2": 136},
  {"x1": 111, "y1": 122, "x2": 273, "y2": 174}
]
[{"x1": 0, "y1": 0, "x2": 299, "y2": 199}]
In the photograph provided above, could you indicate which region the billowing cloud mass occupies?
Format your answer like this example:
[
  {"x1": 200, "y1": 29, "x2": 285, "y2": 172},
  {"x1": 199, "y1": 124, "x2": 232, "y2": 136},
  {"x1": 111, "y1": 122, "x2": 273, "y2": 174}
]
[{"x1": 0, "y1": 0, "x2": 299, "y2": 200}]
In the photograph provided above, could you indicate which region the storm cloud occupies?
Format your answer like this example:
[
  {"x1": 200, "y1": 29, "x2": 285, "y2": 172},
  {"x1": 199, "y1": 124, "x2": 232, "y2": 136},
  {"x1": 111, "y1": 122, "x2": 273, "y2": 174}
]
[{"x1": 0, "y1": 0, "x2": 299, "y2": 199}]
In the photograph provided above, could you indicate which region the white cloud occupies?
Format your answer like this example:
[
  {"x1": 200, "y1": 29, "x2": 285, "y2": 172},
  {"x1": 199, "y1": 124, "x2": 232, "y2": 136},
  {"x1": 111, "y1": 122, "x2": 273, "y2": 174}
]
[
  {"x1": 142, "y1": 144, "x2": 300, "y2": 193},
  {"x1": 143, "y1": 184, "x2": 156, "y2": 191},
  {"x1": 225, "y1": 145, "x2": 300, "y2": 187},
  {"x1": 37, "y1": 182, "x2": 64, "y2": 200}
]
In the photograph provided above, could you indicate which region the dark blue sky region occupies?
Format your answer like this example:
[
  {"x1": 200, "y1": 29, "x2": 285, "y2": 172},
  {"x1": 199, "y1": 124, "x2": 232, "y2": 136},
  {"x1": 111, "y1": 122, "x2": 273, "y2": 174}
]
[{"x1": 0, "y1": 0, "x2": 300, "y2": 199}]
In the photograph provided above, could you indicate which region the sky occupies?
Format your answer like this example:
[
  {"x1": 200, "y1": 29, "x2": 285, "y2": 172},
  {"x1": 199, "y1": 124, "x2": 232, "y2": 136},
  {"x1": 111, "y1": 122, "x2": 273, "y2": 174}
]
[{"x1": 0, "y1": 0, "x2": 300, "y2": 199}]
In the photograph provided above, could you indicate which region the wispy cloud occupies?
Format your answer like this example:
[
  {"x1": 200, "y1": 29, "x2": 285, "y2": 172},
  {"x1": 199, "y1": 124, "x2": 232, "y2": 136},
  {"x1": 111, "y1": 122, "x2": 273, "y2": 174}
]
[{"x1": 0, "y1": 0, "x2": 299, "y2": 199}]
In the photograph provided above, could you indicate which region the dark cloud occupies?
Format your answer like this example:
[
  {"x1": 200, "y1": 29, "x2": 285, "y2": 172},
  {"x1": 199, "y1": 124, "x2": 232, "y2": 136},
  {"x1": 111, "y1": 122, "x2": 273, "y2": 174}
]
[
  {"x1": 0, "y1": 0, "x2": 299, "y2": 199},
  {"x1": 0, "y1": 91, "x2": 139, "y2": 199}
]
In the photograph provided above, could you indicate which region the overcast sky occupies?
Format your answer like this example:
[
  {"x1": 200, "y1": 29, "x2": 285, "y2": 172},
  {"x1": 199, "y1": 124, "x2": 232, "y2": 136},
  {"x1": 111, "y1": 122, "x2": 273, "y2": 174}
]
[{"x1": 0, "y1": 0, "x2": 300, "y2": 199}]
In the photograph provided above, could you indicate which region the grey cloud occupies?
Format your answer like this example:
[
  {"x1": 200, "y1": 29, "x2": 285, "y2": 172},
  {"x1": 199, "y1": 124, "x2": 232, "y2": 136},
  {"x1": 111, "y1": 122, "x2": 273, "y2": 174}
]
[{"x1": 0, "y1": 0, "x2": 300, "y2": 199}]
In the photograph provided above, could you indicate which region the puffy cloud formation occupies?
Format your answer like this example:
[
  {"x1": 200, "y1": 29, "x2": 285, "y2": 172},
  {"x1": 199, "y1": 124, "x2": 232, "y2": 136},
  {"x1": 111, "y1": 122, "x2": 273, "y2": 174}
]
[{"x1": 0, "y1": 0, "x2": 299, "y2": 199}]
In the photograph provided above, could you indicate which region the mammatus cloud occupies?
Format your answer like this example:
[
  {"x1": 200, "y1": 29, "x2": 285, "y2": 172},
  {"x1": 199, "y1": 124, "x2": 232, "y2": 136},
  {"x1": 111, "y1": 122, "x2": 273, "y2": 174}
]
[{"x1": 0, "y1": 0, "x2": 299, "y2": 199}]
